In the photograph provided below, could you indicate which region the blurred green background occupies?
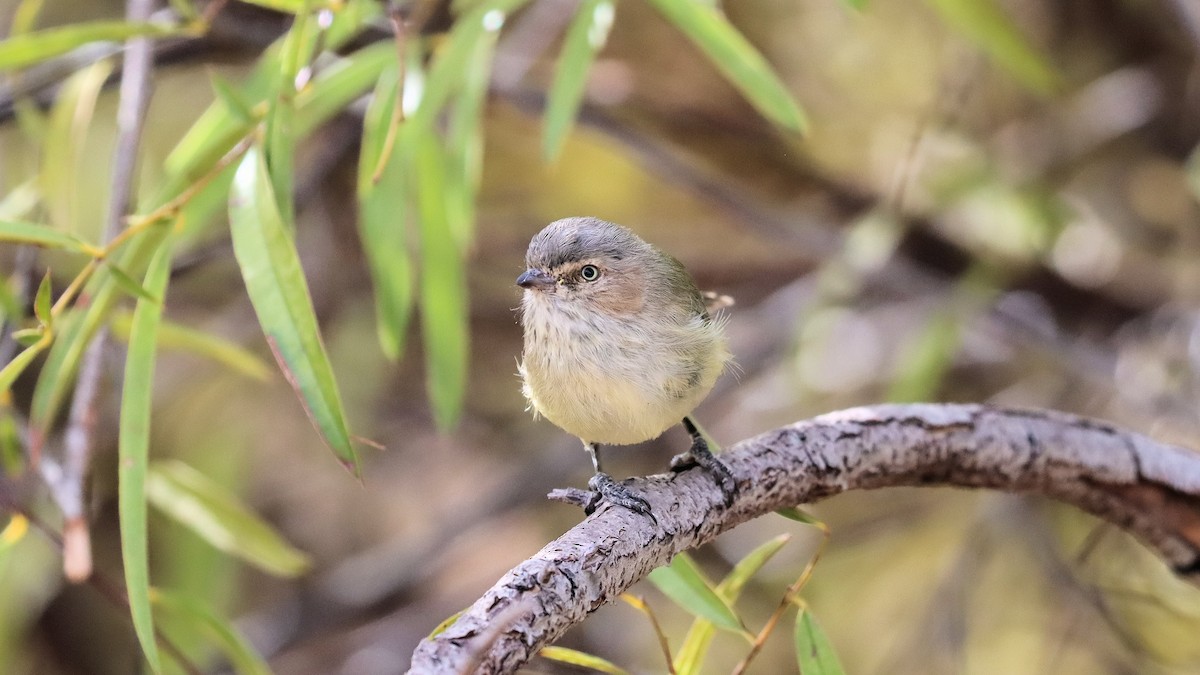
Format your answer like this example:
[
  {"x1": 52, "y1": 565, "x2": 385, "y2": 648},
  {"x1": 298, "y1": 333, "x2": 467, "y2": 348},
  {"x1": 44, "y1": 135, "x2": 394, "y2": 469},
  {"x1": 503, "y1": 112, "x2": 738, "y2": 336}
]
[{"x1": 2, "y1": 0, "x2": 1200, "y2": 672}]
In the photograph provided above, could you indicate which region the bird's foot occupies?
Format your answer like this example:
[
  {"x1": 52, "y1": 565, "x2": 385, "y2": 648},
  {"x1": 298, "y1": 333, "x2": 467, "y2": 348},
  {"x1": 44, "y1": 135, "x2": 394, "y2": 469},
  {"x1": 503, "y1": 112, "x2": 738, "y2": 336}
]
[
  {"x1": 547, "y1": 473, "x2": 654, "y2": 520},
  {"x1": 670, "y1": 436, "x2": 737, "y2": 507},
  {"x1": 588, "y1": 473, "x2": 654, "y2": 517}
]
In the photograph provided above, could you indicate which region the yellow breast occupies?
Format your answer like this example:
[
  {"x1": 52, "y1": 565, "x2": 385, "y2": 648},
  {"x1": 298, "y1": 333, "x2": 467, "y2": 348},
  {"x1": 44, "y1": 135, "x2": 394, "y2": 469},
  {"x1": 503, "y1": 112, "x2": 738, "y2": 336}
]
[{"x1": 519, "y1": 294, "x2": 728, "y2": 445}]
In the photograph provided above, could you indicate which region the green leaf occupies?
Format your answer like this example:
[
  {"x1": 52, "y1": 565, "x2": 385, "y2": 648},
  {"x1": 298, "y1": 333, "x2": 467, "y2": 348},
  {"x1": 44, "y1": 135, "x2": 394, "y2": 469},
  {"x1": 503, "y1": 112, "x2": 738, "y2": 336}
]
[
  {"x1": 888, "y1": 265, "x2": 1003, "y2": 403},
  {"x1": 0, "y1": 276, "x2": 22, "y2": 325},
  {"x1": 106, "y1": 263, "x2": 160, "y2": 304},
  {"x1": 647, "y1": 552, "x2": 750, "y2": 638},
  {"x1": 0, "y1": 219, "x2": 94, "y2": 252},
  {"x1": 12, "y1": 0, "x2": 46, "y2": 36},
  {"x1": 406, "y1": 0, "x2": 528, "y2": 138},
  {"x1": 923, "y1": 0, "x2": 1060, "y2": 95},
  {"x1": 0, "y1": 408, "x2": 23, "y2": 477},
  {"x1": 719, "y1": 534, "x2": 791, "y2": 597},
  {"x1": 30, "y1": 256, "x2": 128, "y2": 431},
  {"x1": 266, "y1": 10, "x2": 319, "y2": 227},
  {"x1": 119, "y1": 234, "x2": 176, "y2": 674},
  {"x1": 887, "y1": 310, "x2": 959, "y2": 402},
  {"x1": 444, "y1": 14, "x2": 501, "y2": 246},
  {"x1": 0, "y1": 180, "x2": 43, "y2": 220},
  {"x1": 12, "y1": 328, "x2": 43, "y2": 346},
  {"x1": 165, "y1": 0, "x2": 200, "y2": 20},
  {"x1": 42, "y1": 58, "x2": 113, "y2": 234},
  {"x1": 32, "y1": 271, "x2": 52, "y2": 326},
  {"x1": 794, "y1": 607, "x2": 846, "y2": 675},
  {"x1": 109, "y1": 312, "x2": 272, "y2": 381},
  {"x1": 208, "y1": 71, "x2": 258, "y2": 124},
  {"x1": 30, "y1": 307, "x2": 84, "y2": 429},
  {"x1": 1187, "y1": 143, "x2": 1200, "y2": 203},
  {"x1": 0, "y1": 21, "x2": 185, "y2": 71},
  {"x1": 0, "y1": 335, "x2": 49, "y2": 393},
  {"x1": 239, "y1": 0, "x2": 337, "y2": 12},
  {"x1": 775, "y1": 506, "x2": 822, "y2": 525},
  {"x1": 415, "y1": 135, "x2": 469, "y2": 431},
  {"x1": 156, "y1": 39, "x2": 391, "y2": 242},
  {"x1": 539, "y1": 646, "x2": 630, "y2": 675},
  {"x1": 543, "y1": 0, "x2": 615, "y2": 162},
  {"x1": 675, "y1": 534, "x2": 790, "y2": 675},
  {"x1": 147, "y1": 460, "x2": 310, "y2": 577},
  {"x1": 29, "y1": 226, "x2": 167, "y2": 434},
  {"x1": 160, "y1": 5, "x2": 382, "y2": 197},
  {"x1": 357, "y1": 65, "x2": 414, "y2": 360},
  {"x1": 229, "y1": 146, "x2": 361, "y2": 476},
  {"x1": 152, "y1": 589, "x2": 272, "y2": 675},
  {"x1": 294, "y1": 41, "x2": 397, "y2": 137},
  {"x1": 643, "y1": 0, "x2": 807, "y2": 133}
]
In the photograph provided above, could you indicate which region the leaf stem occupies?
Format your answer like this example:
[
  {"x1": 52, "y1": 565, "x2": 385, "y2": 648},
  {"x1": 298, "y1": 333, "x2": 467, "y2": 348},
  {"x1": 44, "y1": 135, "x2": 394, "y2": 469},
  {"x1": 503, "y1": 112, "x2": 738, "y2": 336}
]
[
  {"x1": 117, "y1": 134, "x2": 255, "y2": 250},
  {"x1": 731, "y1": 517, "x2": 830, "y2": 675}
]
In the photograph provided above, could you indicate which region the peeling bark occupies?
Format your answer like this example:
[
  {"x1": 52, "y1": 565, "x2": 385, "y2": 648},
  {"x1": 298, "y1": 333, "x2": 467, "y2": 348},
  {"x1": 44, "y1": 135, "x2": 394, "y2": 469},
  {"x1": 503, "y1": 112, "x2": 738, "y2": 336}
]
[{"x1": 408, "y1": 404, "x2": 1200, "y2": 674}]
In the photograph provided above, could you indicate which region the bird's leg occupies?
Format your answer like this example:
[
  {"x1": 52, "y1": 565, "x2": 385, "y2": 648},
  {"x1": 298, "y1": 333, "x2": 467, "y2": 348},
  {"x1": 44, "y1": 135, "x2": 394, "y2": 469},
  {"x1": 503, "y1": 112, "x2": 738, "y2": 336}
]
[
  {"x1": 579, "y1": 442, "x2": 652, "y2": 517},
  {"x1": 670, "y1": 416, "x2": 737, "y2": 506},
  {"x1": 586, "y1": 441, "x2": 603, "y2": 473}
]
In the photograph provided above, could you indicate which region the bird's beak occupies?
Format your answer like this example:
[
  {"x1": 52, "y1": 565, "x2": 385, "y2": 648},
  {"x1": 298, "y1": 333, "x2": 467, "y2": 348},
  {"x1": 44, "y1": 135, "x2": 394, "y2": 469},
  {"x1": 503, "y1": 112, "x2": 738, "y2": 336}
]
[{"x1": 516, "y1": 268, "x2": 555, "y2": 291}]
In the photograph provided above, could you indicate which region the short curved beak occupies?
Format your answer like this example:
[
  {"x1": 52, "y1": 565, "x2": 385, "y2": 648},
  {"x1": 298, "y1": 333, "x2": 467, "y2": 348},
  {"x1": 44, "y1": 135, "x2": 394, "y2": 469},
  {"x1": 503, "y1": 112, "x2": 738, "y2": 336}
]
[{"x1": 516, "y1": 268, "x2": 554, "y2": 290}]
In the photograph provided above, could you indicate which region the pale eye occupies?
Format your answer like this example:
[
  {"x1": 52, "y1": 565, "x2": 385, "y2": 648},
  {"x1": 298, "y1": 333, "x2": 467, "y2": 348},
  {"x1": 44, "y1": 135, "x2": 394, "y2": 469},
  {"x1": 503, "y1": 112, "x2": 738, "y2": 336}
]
[{"x1": 580, "y1": 264, "x2": 601, "y2": 282}]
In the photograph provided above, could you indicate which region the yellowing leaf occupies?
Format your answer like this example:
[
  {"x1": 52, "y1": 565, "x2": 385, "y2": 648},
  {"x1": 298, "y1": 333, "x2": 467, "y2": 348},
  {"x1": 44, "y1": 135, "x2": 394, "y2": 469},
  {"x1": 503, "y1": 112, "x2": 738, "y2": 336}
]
[
  {"x1": 540, "y1": 646, "x2": 630, "y2": 675},
  {"x1": 794, "y1": 607, "x2": 846, "y2": 675}
]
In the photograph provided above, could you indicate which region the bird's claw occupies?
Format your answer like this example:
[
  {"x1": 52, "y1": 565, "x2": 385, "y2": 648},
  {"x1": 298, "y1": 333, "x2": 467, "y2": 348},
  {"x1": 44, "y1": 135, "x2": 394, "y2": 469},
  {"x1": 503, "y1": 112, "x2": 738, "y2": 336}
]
[
  {"x1": 672, "y1": 439, "x2": 738, "y2": 507},
  {"x1": 669, "y1": 451, "x2": 697, "y2": 472},
  {"x1": 587, "y1": 472, "x2": 654, "y2": 519},
  {"x1": 548, "y1": 474, "x2": 654, "y2": 521}
]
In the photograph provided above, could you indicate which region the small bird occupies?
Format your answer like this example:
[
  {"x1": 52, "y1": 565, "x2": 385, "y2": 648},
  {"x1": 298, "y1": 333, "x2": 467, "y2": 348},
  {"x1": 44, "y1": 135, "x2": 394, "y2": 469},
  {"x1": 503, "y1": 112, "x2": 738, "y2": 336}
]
[{"x1": 517, "y1": 216, "x2": 737, "y2": 516}]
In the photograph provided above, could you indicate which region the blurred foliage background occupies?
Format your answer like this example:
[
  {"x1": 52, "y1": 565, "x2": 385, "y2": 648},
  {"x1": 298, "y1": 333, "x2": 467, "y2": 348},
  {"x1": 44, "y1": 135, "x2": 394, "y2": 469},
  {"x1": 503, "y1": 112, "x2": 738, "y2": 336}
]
[{"x1": 2, "y1": 0, "x2": 1200, "y2": 673}]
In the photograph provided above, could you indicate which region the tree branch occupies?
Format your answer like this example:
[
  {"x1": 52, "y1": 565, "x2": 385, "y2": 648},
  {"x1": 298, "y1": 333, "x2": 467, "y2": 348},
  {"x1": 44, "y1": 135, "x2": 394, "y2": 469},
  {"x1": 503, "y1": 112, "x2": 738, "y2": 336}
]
[{"x1": 408, "y1": 403, "x2": 1200, "y2": 674}]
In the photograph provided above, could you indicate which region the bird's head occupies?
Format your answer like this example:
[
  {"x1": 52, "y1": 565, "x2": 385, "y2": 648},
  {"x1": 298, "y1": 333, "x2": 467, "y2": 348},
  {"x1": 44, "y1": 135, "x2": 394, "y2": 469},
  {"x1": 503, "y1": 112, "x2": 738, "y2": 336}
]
[{"x1": 517, "y1": 217, "x2": 656, "y2": 317}]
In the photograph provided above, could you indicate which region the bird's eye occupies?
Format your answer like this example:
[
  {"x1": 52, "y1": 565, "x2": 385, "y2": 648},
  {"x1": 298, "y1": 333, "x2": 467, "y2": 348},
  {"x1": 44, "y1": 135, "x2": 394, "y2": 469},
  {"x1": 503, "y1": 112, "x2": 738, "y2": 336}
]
[{"x1": 579, "y1": 264, "x2": 601, "y2": 282}]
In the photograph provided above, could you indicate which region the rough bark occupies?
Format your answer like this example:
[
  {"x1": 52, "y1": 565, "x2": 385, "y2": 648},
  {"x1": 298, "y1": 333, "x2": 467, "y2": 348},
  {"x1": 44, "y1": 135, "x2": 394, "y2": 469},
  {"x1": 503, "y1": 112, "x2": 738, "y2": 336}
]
[{"x1": 408, "y1": 404, "x2": 1200, "y2": 674}]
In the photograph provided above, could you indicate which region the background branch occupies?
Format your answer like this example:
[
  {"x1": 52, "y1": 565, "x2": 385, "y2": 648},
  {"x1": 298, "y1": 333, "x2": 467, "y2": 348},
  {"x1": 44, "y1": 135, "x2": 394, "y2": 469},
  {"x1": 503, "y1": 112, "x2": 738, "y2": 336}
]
[
  {"x1": 409, "y1": 403, "x2": 1200, "y2": 674},
  {"x1": 43, "y1": 0, "x2": 159, "y2": 584}
]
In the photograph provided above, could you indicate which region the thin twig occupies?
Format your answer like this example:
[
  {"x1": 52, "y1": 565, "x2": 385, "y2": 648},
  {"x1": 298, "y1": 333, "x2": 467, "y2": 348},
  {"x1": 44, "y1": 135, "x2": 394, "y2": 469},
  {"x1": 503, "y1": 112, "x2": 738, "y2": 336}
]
[
  {"x1": 121, "y1": 133, "x2": 254, "y2": 235},
  {"x1": 619, "y1": 594, "x2": 676, "y2": 675},
  {"x1": 54, "y1": 335, "x2": 107, "y2": 582},
  {"x1": 731, "y1": 517, "x2": 830, "y2": 675},
  {"x1": 46, "y1": 0, "x2": 160, "y2": 585}
]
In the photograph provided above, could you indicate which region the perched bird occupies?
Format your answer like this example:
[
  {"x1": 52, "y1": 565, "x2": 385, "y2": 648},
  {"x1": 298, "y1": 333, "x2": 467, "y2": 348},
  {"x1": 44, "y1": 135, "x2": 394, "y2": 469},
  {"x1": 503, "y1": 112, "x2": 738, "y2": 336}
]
[{"x1": 517, "y1": 216, "x2": 737, "y2": 515}]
